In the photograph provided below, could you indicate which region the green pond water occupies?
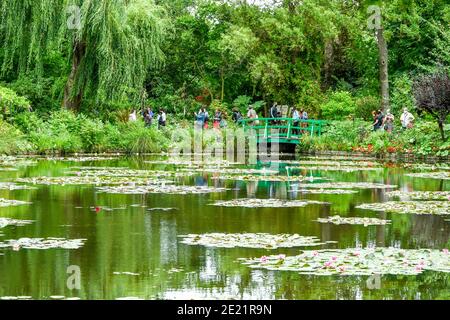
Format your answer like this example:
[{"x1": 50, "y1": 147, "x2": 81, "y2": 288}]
[{"x1": 0, "y1": 155, "x2": 449, "y2": 300}]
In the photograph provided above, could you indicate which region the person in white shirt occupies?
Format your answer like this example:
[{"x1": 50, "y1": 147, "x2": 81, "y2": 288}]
[
  {"x1": 157, "y1": 109, "x2": 167, "y2": 128},
  {"x1": 129, "y1": 110, "x2": 137, "y2": 122},
  {"x1": 247, "y1": 106, "x2": 258, "y2": 126},
  {"x1": 400, "y1": 108, "x2": 415, "y2": 129},
  {"x1": 292, "y1": 107, "x2": 301, "y2": 135}
]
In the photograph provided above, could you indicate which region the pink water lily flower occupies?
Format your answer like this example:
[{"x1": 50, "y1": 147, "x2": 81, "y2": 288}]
[
  {"x1": 260, "y1": 256, "x2": 268, "y2": 263},
  {"x1": 324, "y1": 261, "x2": 334, "y2": 268},
  {"x1": 312, "y1": 251, "x2": 319, "y2": 257},
  {"x1": 331, "y1": 256, "x2": 338, "y2": 261},
  {"x1": 443, "y1": 249, "x2": 449, "y2": 255},
  {"x1": 415, "y1": 266, "x2": 423, "y2": 272},
  {"x1": 278, "y1": 254, "x2": 286, "y2": 260}
]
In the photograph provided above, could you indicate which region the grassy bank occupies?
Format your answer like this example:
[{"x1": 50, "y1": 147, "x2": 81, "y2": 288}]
[
  {"x1": 1, "y1": 111, "x2": 449, "y2": 158},
  {"x1": 299, "y1": 120, "x2": 450, "y2": 157},
  {"x1": 1, "y1": 110, "x2": 171, "y2": 155}
]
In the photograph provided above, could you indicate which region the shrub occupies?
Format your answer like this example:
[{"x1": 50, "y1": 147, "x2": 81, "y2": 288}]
[
  {"x1": 354, "y1": 96, "x2": 380, "y2": 120},
  {"x1": 119, "y1": 121, "x2": 170, "y2": 154},
  {"x1": 0, "y1": 119, "x2": 32, "y2": 154},
  {"x1": 0, "y1": 86, "x2": 31, "y2": 119},
  {"x1": 320, "y1": 91, "x2": 357, "y2": 120}
]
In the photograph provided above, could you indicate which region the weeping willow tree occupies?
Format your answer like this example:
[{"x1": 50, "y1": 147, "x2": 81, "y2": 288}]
[{"x1": 0, "y1": 0, "x2": 167, "y2": 111}]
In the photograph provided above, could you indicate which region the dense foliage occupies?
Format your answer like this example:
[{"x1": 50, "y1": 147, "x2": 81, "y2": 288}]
[{"x1": 0, "y1": 0, "x2": 449, "y2": 156}]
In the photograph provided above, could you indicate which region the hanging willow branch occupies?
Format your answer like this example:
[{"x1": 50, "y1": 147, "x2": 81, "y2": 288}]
[{"x1": 0, "y1": 0, "x2": 167, "y2": 110}]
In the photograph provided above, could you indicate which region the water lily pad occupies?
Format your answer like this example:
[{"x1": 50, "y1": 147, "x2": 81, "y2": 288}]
[
  {"x1": 288, "y1": 166, "x2": 382, "y2": 172},
  {"x1": 357, "y1": 201, "x2": 450, "y2": 215},
  {"x1": 97, "y1": 185, "x2": 227, "y2": 195},
  {"x1": 212, "y1": 175, "x2": 325, "y2": 182},
  {"x1": 16, "y1": 176, "x2": 172, "y2": 186},
  {"x1": 316, "y1": 215, "x2": 391, "y2": 227},
  {"x1": 406, "y1": 172, "x2": 450, "y2": 180},
  {"x1": 180, "y1": 168, "x2": 279, "y2": 175},
  {"x1": 240, "y1": 248, "x2": 450, "y2": 275},
  {"x1": 68, "y1": 168, "x2": 194, "y2": 178},
  {"x1": 211, "y1": 198, "x2": 328, "y2": 208},
  {"x1": 0, "y1": 183, "x2": 36, "y2": 191},
  {"x1": 147, "y1": 207, "x2": 179, "y2": 212},
  {"x1": 386, "y1": 191, "x2": 450, "y2": 201},
  {"x1": 179, "y1": 233, "x2": 325, "y2": 249},
  {"x1": 46, "y1": 156, "x2": 118, "y2": 162},
  {"x1": 297, "y1": 182, "x2": 397, "y2": 190},
  {"x1": 0, "y1": 156, "x2": 37, "y2": 168},
  {"x1": 0, "y1": 218, "x2": 34, "y2": 229},
  {"x1": 290, "y1": 189, "x2": 359, "y2": 195},
  {"x1": 0, "y1": 198, "x2": 31, "y2": 207},
  {"x1": 273, "y1": 160, "x2": 382, "y2": 167},
  {"x1": 0, "y1": 238, "x2": 87, "y2": 250},
  {"x1": 113, "y1": 272, "x2": 140, "y2": 276}
]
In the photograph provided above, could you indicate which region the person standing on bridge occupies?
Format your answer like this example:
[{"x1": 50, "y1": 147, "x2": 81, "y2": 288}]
[
  {"x1": 247, "y1": 105, "x2": 258, "y2": 126},
  {"x1": 232, "y1": 107, "x2": 243, "y2": 124},
  {"x1": 292, "y1": 107, "x2": 301, "y2": 136},
  {"x1": 270, "y1": 103, "x2": 279, "y2": 125}
]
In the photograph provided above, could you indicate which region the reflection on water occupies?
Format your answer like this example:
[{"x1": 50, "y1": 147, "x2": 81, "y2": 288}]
[{"x1": 0, "y1": 155, "x2": 449, "y2": 300}]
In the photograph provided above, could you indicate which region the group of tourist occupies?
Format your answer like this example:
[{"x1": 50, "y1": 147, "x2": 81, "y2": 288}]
[
  {"x1": 372, "y1": 108, "x2": 415, "y2": 133},
  {"x1": 195, "y1": 108, "x2": 227, "y2": 130},
  {"x1": 129, "y1": 108, "x2": 167, "y2": 128},
  {"x1": 193, "y1": 103, "x2": 310, "y2": 133}
]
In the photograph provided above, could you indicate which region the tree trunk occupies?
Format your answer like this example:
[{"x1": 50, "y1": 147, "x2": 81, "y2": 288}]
[
  {"x1": 63, "y1": 41, "x2": 86, "y2": 111},
  {"x1": 376, "y1": 27, "x2": 390, "y2": 112},
  {"x1": 438, "y1": 119, "x2": 446, "y2": 141},
  {"x1": 220, "y1": 68, "x2": 225, "y2": 102},
  {"x1": 323, "y1": 39, "x2": 334, "y2": 89}
]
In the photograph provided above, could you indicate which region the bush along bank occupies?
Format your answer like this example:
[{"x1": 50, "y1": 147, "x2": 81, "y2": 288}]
[
  {"x1": 1, "y1": 110, "x2": 171, "y2": 155},
  {"x1": 299, "y1": 120, "x2": 450, "y2": 158}
]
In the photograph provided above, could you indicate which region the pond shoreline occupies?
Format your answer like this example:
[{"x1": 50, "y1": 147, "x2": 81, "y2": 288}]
[{"x1": 3, "y1": 150, "x2": 449, "y2": 164}]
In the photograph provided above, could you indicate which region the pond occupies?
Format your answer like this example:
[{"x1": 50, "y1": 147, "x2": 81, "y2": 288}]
[{"x1": 0, "y1": 154, "x2": 449, "y2": 300}]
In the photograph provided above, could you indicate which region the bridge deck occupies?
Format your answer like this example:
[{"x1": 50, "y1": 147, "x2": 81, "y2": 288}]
[{"x1": 238, "y1": 118, "x2": 326, "y2": 145}]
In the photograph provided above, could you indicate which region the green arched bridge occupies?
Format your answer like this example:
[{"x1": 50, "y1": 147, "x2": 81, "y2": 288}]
[{"x1": 238, "y1": 118, "x2": 326, "y2": 152}]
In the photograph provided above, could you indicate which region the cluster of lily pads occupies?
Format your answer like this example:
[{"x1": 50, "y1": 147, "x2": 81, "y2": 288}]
[
  {"x1": 16, "y1": 176, "x2": 172, "y2": 186},
  {"x1": 211, "y1": 198, "x2": 327, "y2": 208},
  {"x1": 239, "y1": 248, "x2": 450, "y2": 276},
  {"x1": 357, "y1": 201, "x2": 450, "y2": 216},
  {"x1": 97, "y1": 185, "x2": 227, "y2": 195},
  {"x1": 45, "y1": 156, "x2": 118, "y2": 162},
  {"x1": 68, "y1": 168, "x2": 194, "y2": 178},
  {"x1": 0, "y1": 198, "x2": 30, "y2": 207},
  {"x1": 212, "y1": 174, "x2": 326, "y2": 182},
  {"x1": 316, "y1": 215, "x2": 391, "y2": 227},
  {"x1": 0, "y1": 218, "x2": 34, "y2": 229},
  {"x1": 0, "y1": 156, "x2": 37, "y2": 168},
  {"x1": 402, "y1": 163, "x2": 450, "y2": 171},
  {"x1": 0, "y1": 183, "x2": 36, "y2": 191},
  {"x1": 296, "y1": 182, "x2": 397, "y2": 190},
  {"x1": 406, "y1": 172, "x2": 450, "y2": 180},
  {"x1": 179, "y1": 233, "x2": 326, "y2": 249},
  {"x1": 290, "y1": 188, "x2": 359, "y2": 195},
  {"x1": 180, "y1": 168, "x2": 279, "y2": 175},
  {"x1": 288, "y1": 166, "x2": 382, "y2": 172},
  {"x1": 0, "y1": 238, "x2": 86, "y2": 250},
  {"x1": 386, "y1": 191, "x2": 450, "y2": 201},
  {"x1": 273, "y1": 160, "x2": 382, "y2": 167}
]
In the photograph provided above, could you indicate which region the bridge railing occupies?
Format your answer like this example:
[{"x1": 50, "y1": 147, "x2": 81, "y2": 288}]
[{"x1": 237, "y1": 118, "x2": 326, "y2": 141}]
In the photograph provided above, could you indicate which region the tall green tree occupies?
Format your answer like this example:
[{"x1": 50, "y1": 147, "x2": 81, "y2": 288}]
[{"x1": 0, "y1": 0, "x2": 167, "y2": 111}]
